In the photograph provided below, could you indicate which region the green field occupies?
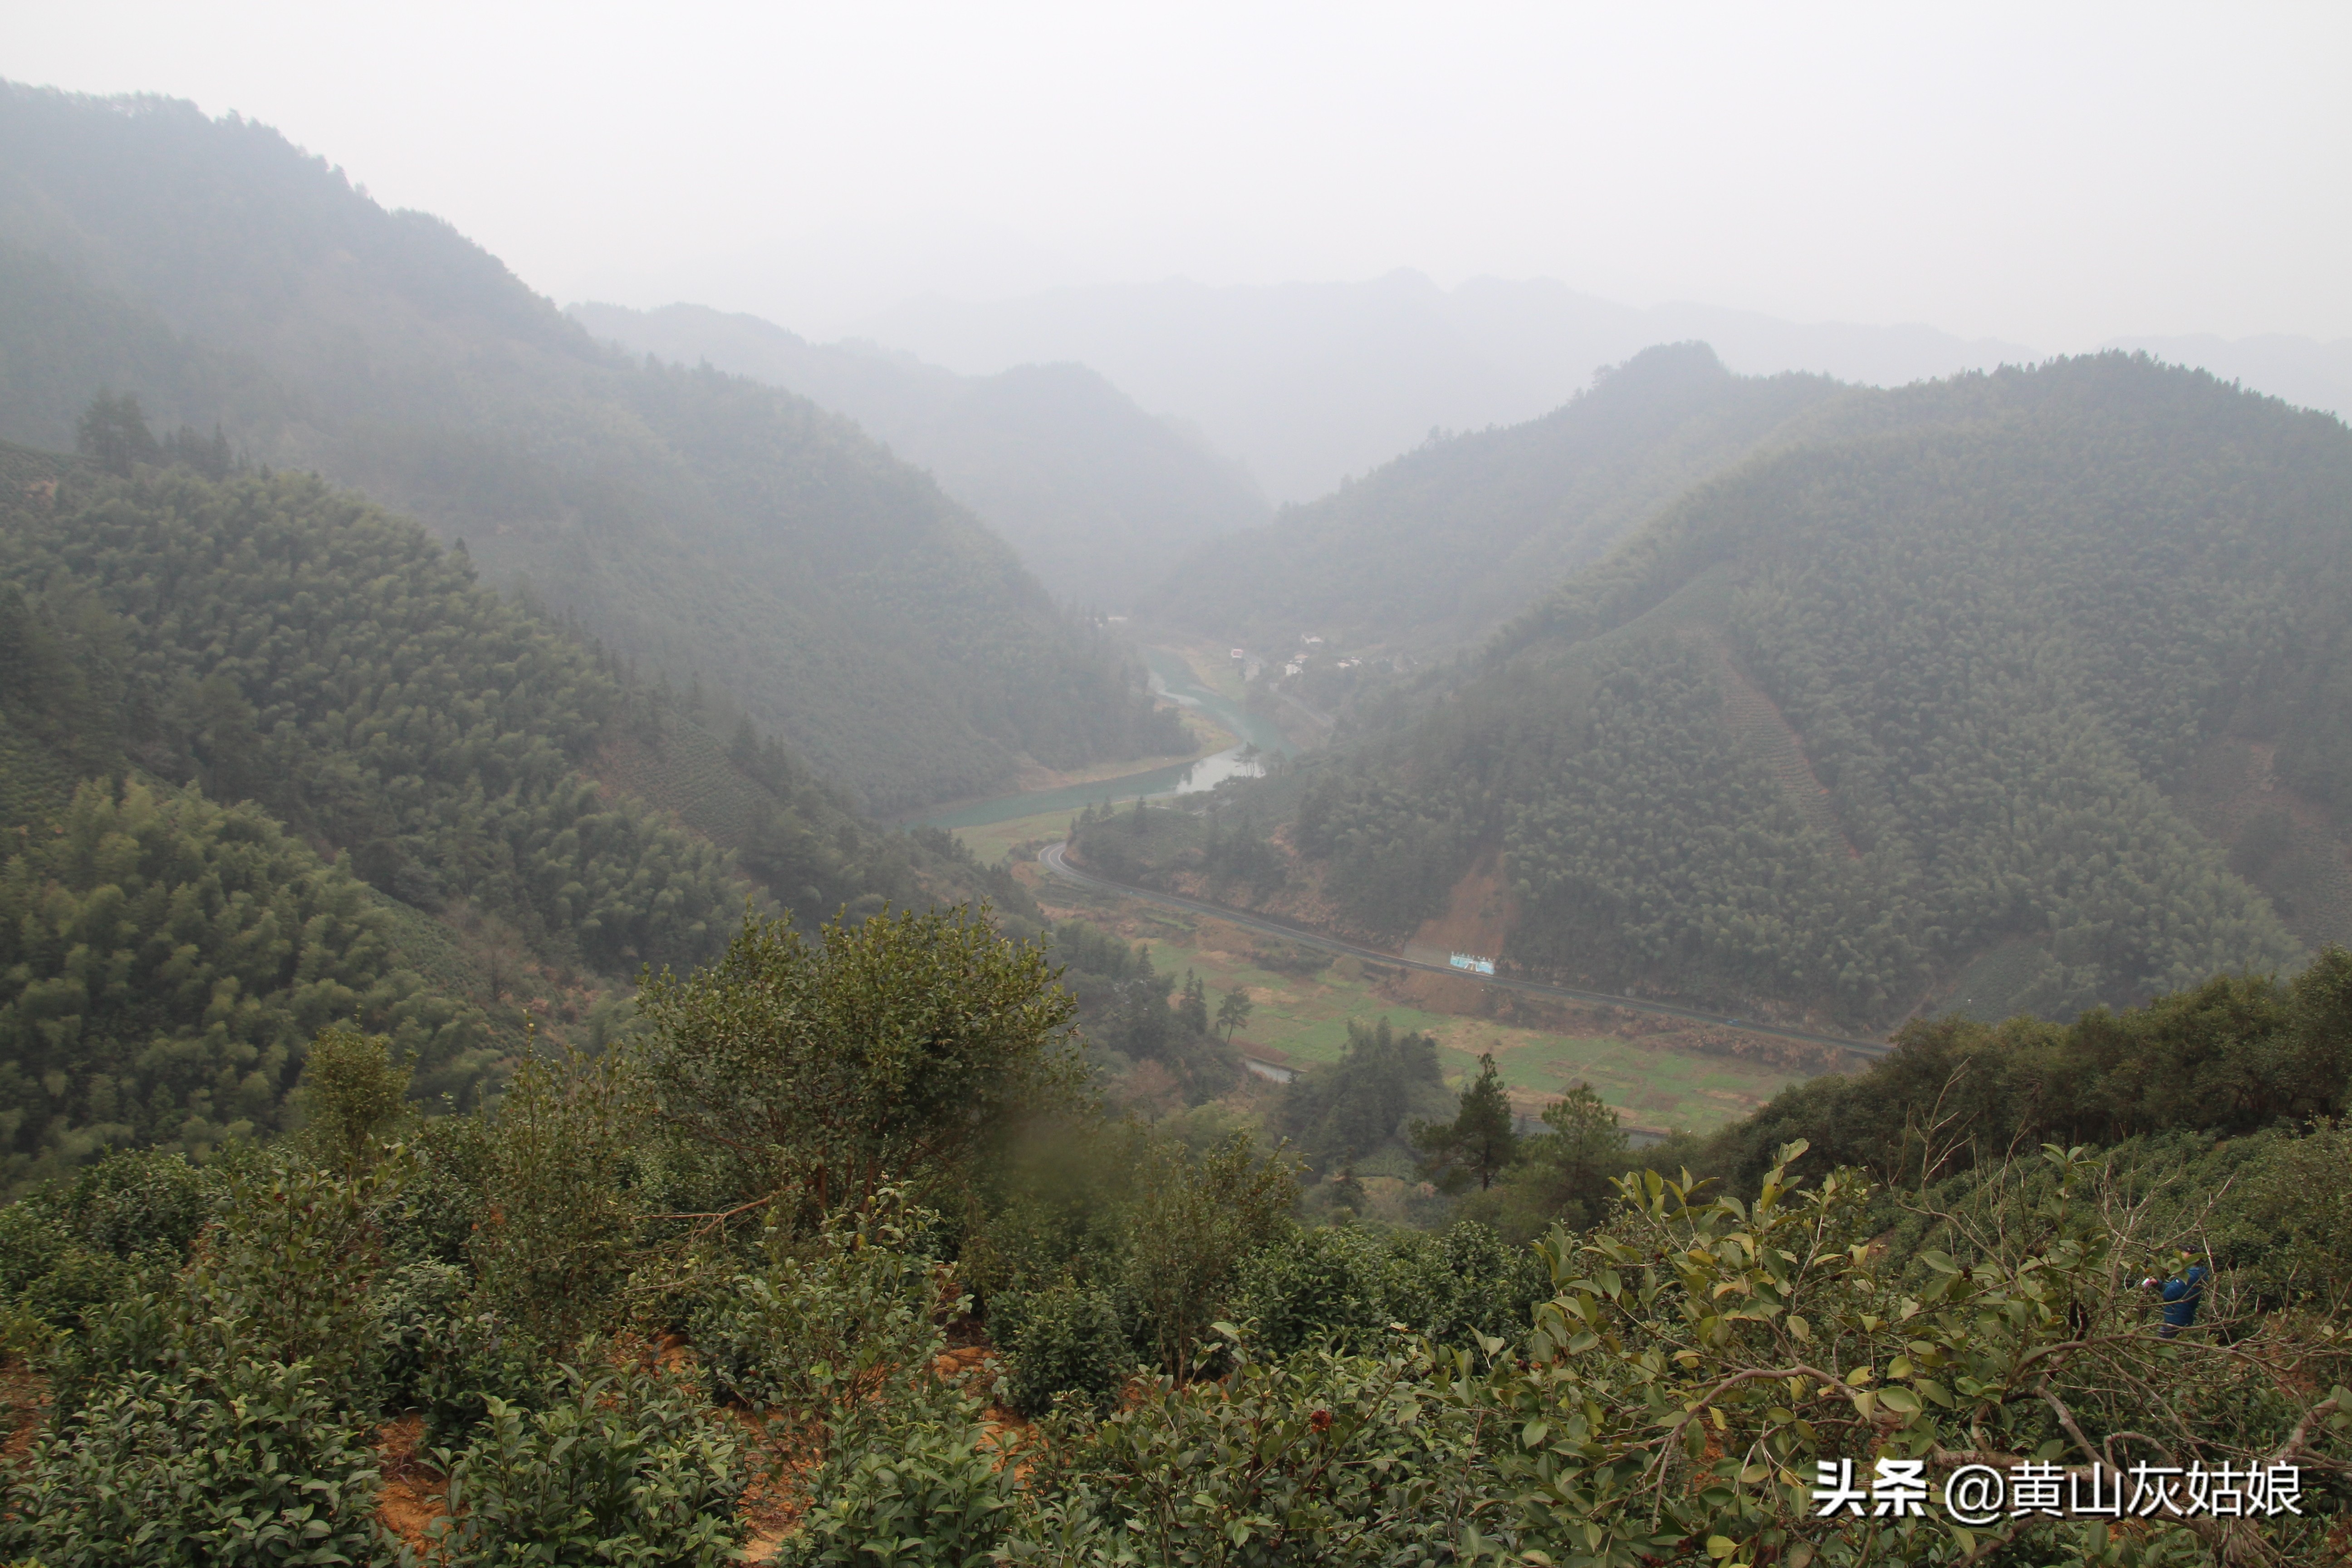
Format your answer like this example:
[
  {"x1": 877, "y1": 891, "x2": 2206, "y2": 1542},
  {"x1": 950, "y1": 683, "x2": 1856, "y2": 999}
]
[
  {"x1": 947, "y1": 807, "x2": 1080, "y2": 868},
  {"x1": 969, "y1": 813, "x2": 1822, "y2": 1132},
  {"x1": 1039, "y1": 895, "x2": 1811, "y2": 1133}
]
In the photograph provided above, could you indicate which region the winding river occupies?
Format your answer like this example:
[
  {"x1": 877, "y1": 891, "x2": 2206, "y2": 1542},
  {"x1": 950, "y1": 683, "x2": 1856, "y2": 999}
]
[{"x1": 911, "y1": 647, "x2": 1295, "y2": 830}]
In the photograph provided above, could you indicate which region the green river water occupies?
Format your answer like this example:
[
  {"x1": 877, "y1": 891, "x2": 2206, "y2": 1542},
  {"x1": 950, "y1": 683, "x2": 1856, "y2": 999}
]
[{"x1": 911, "y1": 647, "x2": 1294, "y2": 830}]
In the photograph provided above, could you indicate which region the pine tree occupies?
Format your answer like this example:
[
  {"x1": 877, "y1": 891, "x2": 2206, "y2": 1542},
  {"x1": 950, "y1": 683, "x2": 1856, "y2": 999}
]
[
  {"x1": 75, "y1": 392, "x2": 160, "y2": 476},
  {"x1": 1412, "y1": 1053, "x2": 1519, "y2": 1192},
  {"x1": 1177, "y1": 970, "x2": 1210, "y2": 1035},
  {"x1": 1215, "y1": 988, "x2": 1254, "y2": 1044}
]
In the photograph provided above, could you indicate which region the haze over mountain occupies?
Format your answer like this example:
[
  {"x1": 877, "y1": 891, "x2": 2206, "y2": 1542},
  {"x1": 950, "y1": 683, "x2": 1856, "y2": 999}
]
[
  {"x1": 568, "y1": 301, "x2": 1268, "y2": 608},
  {"x1": 1140, "y1": 343, "x2": 1843, "y2": 652},
  {"x1": 1093, "y1": 354, "x2": 2352, "y2": 1032},
  {"x1": 0, "y1": 433, "x2": 1049, "y2": 1177},
  {"x1": 855, "y1": 272, "x2": 2043, "y2": 503},
  {"x1": 2102, "y1": 332, "x2": 2352, "y2": 431},
  {"x1": 0, "y1": 84, "x2": 1185, "y2": 811}
]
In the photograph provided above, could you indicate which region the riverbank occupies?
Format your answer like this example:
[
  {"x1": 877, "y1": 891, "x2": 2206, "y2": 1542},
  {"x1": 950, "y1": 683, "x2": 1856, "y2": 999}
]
[{"x1": 908, "y1": 646, "x2": 1295, "y2": 831}]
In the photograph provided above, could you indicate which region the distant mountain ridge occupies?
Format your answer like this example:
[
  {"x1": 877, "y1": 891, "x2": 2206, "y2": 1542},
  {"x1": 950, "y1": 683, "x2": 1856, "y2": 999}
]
[
  {"x1": 569, "y1": 302, "x2": 1268, "y2": 608},
  {"x1": 1139, "y1": 343, "x2": 1843, "y2": 651},
  {"x1": 854, "y1": 270, "x2": 2042, "y2": 503},
  {"x1": 2102, "y1": 333, "x2": 2352, "y2": 431},
  {"x1": 0, "y1": 83, "x2": 1184, "y2": 811}
]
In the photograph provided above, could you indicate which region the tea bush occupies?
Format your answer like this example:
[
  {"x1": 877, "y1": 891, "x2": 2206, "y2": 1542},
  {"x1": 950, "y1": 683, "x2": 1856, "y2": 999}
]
[
  {"x1": 779, "y1": 1400, "x2": 1018, "y2": 1568},
  {"x1": 431, "y1": 1353, "x2": 744, "y2": 1567},
  {"x1": 690, "y1": 1188, "x2": 955, "y2": 1442},
  {"x1": 1009, "y1": 1334, "x2": 1506, "y2": 1567},
  {"x1": 1, "y1": 1356, "x2": 385, "y2": 1567},
  {"x1": 996, "y1": 1279, "x2": 1130, "y2": 1417},
  {"x1": 1237, "y1": 1220, "x2": 1547, "y2": 1357}
]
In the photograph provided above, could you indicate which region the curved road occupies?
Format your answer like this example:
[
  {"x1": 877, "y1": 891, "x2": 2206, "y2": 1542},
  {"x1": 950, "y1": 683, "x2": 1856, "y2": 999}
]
[{"x1": 1039, "y1": 841, "x2": 1889, "y2": 1061}]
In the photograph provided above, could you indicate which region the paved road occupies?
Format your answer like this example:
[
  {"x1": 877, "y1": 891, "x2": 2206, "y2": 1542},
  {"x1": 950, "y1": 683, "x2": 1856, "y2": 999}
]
[{"x1": 1039, "y1": 841, "x2": 1889, "y2": 1061}]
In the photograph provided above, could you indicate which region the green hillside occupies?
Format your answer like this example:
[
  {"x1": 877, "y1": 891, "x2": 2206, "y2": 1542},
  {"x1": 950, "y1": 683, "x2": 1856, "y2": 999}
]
[
  {"x1": 1139, "y1": 343, "x2": 1841, "y2": 651},
  {"x1": 0, "y1": 458, "x2": 745, "y2": 976},
  {"x1": 1254, "y1": 354, "x2": 2352, "y2": 1026},
  {"x1": 0, "y1": 433, "x2": 1036, "y2": 1178},
  {"x1": 0, "y1": 777, "x2": 495, "y2": 1186},
  {"x1": 0, "y1": 84, "x2": 1184, "y2": 811},
  {"x1": 571, "y1": 303, "x2": 1269, "y2": 609}
]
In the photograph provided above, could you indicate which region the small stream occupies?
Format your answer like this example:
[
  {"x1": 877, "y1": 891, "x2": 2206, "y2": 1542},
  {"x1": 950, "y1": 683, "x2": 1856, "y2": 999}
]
[{"x1": 911, "y1": 647, "x2": 1294, "y2": 830}]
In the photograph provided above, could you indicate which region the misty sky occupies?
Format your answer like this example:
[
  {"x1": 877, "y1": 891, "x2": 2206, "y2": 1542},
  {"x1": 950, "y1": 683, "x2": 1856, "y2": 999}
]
[{"x1": 12, "y1": 1, "x2": 2350, "y2": 349}]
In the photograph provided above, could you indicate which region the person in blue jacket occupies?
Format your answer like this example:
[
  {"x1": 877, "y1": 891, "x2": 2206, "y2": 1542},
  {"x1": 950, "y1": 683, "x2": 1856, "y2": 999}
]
[{"x1": 2142, "y1": 1263, "x2": 2209, "y2": 1338}]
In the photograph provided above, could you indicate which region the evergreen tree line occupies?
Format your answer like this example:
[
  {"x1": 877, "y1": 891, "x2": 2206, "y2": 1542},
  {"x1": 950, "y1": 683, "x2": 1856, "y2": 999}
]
[
  {"x1": 0, "y1": 781, "x2": 492, "y2": 1186},
  {"x1": 1070, "y1": 796, "x2": 1294, "y2": 901},
  {"x1": 1042, "y1": 918, "x2": 1245, "y2": 1106},
  {"x1": 1687, "y1": 947, "x2": 2352, "y2": 1199},
  {"x1": 0, "y1": 457, "x2": 740, "y2": 975}
]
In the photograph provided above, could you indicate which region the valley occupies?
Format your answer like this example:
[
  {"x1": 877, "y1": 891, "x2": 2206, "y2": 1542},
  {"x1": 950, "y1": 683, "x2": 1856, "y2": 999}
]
[
  {"x1": 0, "y1": 55, "x2": 2347, "y2": 1565},
  {"x1": 911, "y1": 645, "x2": 1291, "y2": 832},
  {"x1": 1024, "y1": 851, "x2": 1823, "y2": 1137},
  {"x1": 921, "y1": 641, "x2": 1877, "y2": 1142}
]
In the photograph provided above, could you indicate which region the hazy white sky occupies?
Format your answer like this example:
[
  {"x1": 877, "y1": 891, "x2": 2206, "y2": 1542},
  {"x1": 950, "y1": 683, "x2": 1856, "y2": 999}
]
[{"x1": 12, "y1": 1, "x2": 2349, "y2": 346}]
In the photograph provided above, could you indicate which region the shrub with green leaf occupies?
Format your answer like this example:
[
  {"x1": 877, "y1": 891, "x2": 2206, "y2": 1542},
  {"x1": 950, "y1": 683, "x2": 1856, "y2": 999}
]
[
  {"x1": 690, "y1": 1187, "x2": 956, "y2": 1444},
  {"x1": 1237, "y1": 1220, "x2": 1547, "y2": 1359},
  {"x1": 1009, "y1": 1333, "x2": 1508, "y2": 1568},
  {"x1": 43, "y1": 1156, "x2": 391, "y2": 1426},
  {"x1": 779, "y1": 1401, "x2": 1018, "y2": 1568},
  {"x1": 1121, "y1": 1133, "x2": 1300, "y2": 1380},
  {"x1": 1466, "y1": 1143, "x2": 2352, "y2": 1565},
  {"x1": 431, "y1": 1352, "x2": 744, "y2": 1567},
  {"x1": 466, "y1": 1036, "x2": 647, "y2": 1354},
  {"x1": 1, "y1": 1355, "x2": 386, "y2": 1568},
  {"x1": 996, "y1": 1278, "x2": 1130, "y2": 1418},
  {"x1": 635, "y1": 906, "x2": 1082, "y2": 1216}
]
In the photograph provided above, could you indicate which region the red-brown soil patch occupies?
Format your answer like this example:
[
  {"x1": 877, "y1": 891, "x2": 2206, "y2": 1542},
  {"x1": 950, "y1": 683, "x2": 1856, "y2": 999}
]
[
  {"x1": 738, "y1": 1340, "x2": 1027, "y2": 1563},
  {"x1": 1, "y1": 1359, "x2": 48, "y2": 1465},
  {"x1": 1405, "y1": 847, "x2": 1514, "y2": 963},
  {"x1": 373, "y1": 1413, "x2": 448, "y2": 1552}
]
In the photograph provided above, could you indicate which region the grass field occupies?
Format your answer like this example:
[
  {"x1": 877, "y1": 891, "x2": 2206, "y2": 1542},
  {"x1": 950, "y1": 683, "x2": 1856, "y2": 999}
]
[
  {"x1": 1024, "y1": 882, "x2": 1808, "y2": 1133},
  {"x1": 960, "y1": 819, "x2": 1818, "y2": 1133},
  {"x1": 1161, "y1": 640, "x2": 1251, "y2": 705},
  {"x1": 948, "y1": 807, "x2": 1079, "y2": 868}
]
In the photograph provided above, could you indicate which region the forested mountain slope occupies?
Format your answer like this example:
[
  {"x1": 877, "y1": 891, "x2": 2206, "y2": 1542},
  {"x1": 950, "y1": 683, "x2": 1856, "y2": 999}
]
[
  {"x1": 570, "y1": 302, "x2": 1269, "y2": 609},
  {"x1": 1245, "y1": 355, "x2": 2352, "y2": 1027},
  {"x1": 0, "y1": 84, "x2": 1183, "y2": 811},
  {"x1": 0, "y1": 436, "x2": 1026, "y2": 1183},
  {"x1": 1140, "y1": 344, "x2": 1842, "y2": 650}
]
